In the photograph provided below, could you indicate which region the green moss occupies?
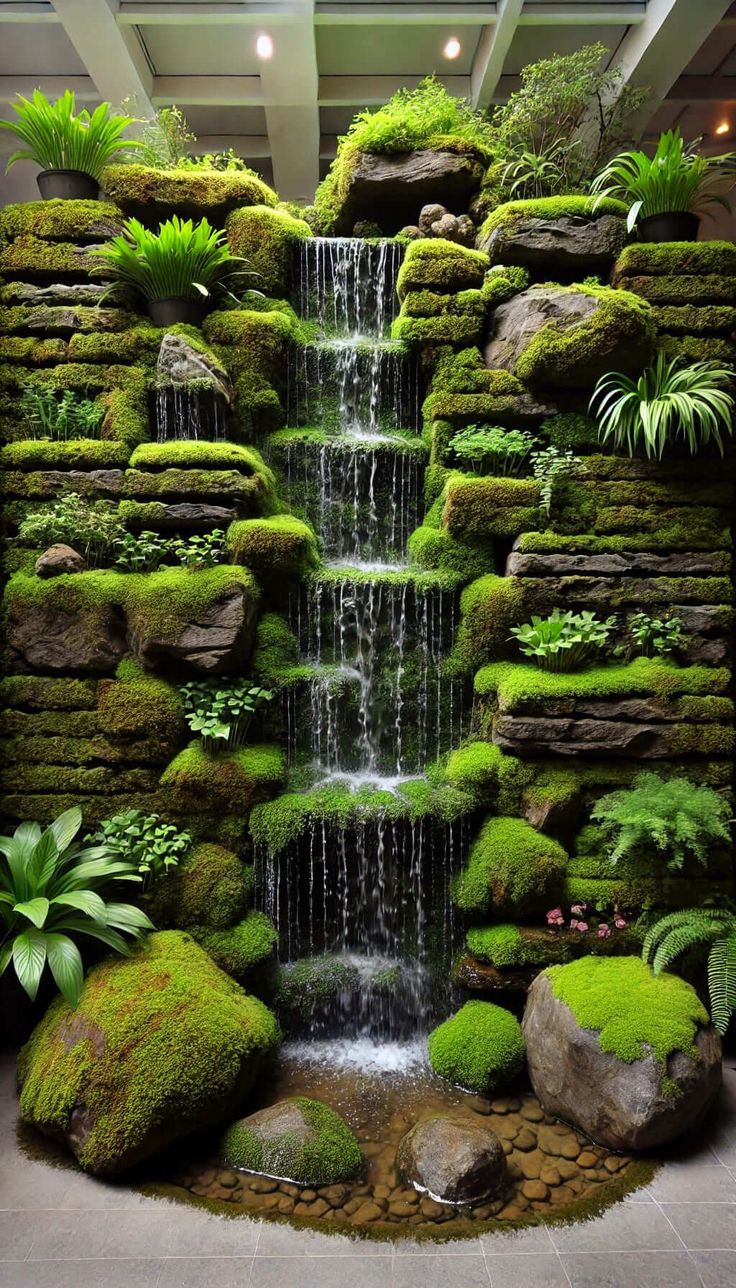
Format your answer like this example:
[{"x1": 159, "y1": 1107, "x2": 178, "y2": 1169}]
[
  {"x1": 1, "y1": 362, "x2": 145, "y2": 395},
  {"x1": 0, "y1": 440, "x2": 131, "y2": 471},
  {"x1": 0, "y1": 237, "x2": 108, "y2": 279},
  {"x1": 449, "y1": 574, "x2": 525, "y2": 674},
  {"x1": 226, "y1": 205, "x2": 311, "y2": 296},
  {"x1": 514, "y1": 284, "x2": 655, "y2": 388},
  {"x1": 442, "y1": 473, "x2": 541, "y2": 540},
  {"x1": 101, "y1": 384, "x2": 148, "y2": 449},
  {"x1": 190, "y1": 911, "x2": 277, "y2": 977},
  {"x1": 221, "y1": 1095, "x2": 363, "y2": 1184},
  {"x1": 613, "y1": 241, "x2": 736, "y2": 279},
  {"x1": 475, "y1": 658, "x2": 730, "y2": 705},
  {"x1": 479, "y1": 195, "x2": 627, "y2": 243},
  {"x1": 614, "y1": 273, "x2": 736, "y2": 306},
  {"x1": 0, "y1": 675, "x2": 97, "y2": 710},
  {"x1": 397, "y1": 239, "x2": 489, "y2": 298},
  {"x1": 658, "y1": 333, "x2": 736, "y2": 365},
  {"x1": 226, "y1": 516, "x2": 319, "y2": 576},
  {"x1": 546, "y1": 956, "x2": 709, "y2": 1070},
  {"x1": 427, "y1": 1000, "x2": 525, "y2": 1094},
  {"x1": 147, "y1": 843, "x2": 247, "y2": 929},
  {"x1": 651, "y1": 304, "x2": 736, "y2": 335},
  {"x1": 465, "y1": 923, "x2": 641, "y2": 970},
  {"x1": 407, "y1": 524, "x2": 492, "y2": 581},
  {"x1": 160, "y1": 742, "x2": 285, "y2": 814},
  {"x1": 17, "y1": 930, "x2": 280, "y2": 1175},
  {"x1": 101, "y1": 164, "x2": 277, "y2": 218},
  {"x1": 203, "y1": 309, "x2": 295, "y2": 439},
  {"x1": 0, "y1": 199, "x2": 123, "y2": 243},
  {"x1": 0, "y1": 335, "x2": 67, "y2": 365},
  {"x1": 392, "y1": 313, "x2": 483, "y2": 347},
  {"x1": 442, "y1": 742, "x2": 530, "y2": 815},
  {"x1": 250, "y1": 613, "x2": 301, "y2": 686},
  {"x1": 96, "y1": 661, "x2": 185, "y2": 745},
  {"x1": 541, "y1": 412, "x2": 601, "y2": 454},
  {"x1": 466, "y1": 924, "x2": 524, "y2": 968},
  {"x1": 0, "y1": 304, "x2": 132, "y2": 337},
  {"x1": 273, "y1": 956, "x2": 362, "y2": 1020},
  {"x1": 452, "y1": 816, "x2": 567, "y2": 916},
  {"x1": 129, "y1": 441, "x2": 265, "y2": 473}
]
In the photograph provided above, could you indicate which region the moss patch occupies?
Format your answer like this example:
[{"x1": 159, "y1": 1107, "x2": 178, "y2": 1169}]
[
  {"x1": 226, "y1": 516, "x2": 319, "y2": 577},
  {"x1": 221, "y1": 1096, "x2": 363, "y2": 1185},
  {"x1": 428, "y1": 1000, "x2": 525, "y2": 1094},
  {"x1": 227, "y1": 205, "x2": 312, "y2": 296},
  {"x1": 452, "y1": 816, "x2": 567, "y2": 916},
  {"x1": 101, "y1": 165, "x2": 277, "y2": 219},
  {"x1": 190, "y1": 911, "x2": 277, "y2": 977},
  {"x1": 160, "y1": 742, "x2": 285, "y2": 813},
  {"x1": 475, "y1": 658, "x2": 729, "y2": 705},
  {"x1": 397, "y1": 239, "x2": 489, "y2": 298}
]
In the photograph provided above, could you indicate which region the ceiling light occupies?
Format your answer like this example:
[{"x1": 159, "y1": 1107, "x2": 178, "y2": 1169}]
[
  {"x1": 716, "y1": 120, "x2": 730, "y2": 135},
  {"x1": 256, "y1": 33, "x2": 273, "y2": 60},
  {"x1": 444, "y1": 36, "x2": 461, "y2": 60}
]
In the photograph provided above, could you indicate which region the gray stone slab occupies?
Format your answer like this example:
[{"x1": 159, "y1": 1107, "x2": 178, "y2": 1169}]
[
  {"x1": 0, "y1": 1259, "x2": 163, "y2": 1288},
  {"x1": 251, "y1": 1255, "x2": 394, "y2": 1288},
  {"x1": 487, "y1": 1252, "x2": 569, "y2": 1287},
  {"x1": 658, "y1": 1201, "x2": 736, "y2": 1249},
  {"x1": 392, "y1": 1253, "x2": 491, "y2": 1288},
  {"x1": 158, "y1": 1256, "x2": 256, "y2": 1287},
  {"x1": 690, "y1": 1249, "x2": 736, "y2": 1287},
  {"x1": 549, "y1": 1200, "x2": 682, "y2": 1252},
  {"x1": 561, "y1": 1250, "x2": 703, "y2": 1288},
  {"x1": 647, "y1": 1163, "x2": 736, "y2": 1203}
]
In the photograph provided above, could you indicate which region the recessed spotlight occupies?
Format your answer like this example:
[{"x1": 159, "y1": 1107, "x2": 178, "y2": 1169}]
[
  {"x1": 716, "y1": 120, "x2": 730, "y2": 135},
  {"x1": 256, "y1": 33, "x2": 273, "y2": 60},
  {"x1": 444, "y1": 36, "x2": 461, "y2": 60}
]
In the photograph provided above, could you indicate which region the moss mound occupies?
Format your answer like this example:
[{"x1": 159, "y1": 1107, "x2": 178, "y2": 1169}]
[
  {"x1": 226, "y1": 516, "x2": 319, "y2": 576},
  {"x1": 147, "y1": 842, "x2": 249, "y2": 930},
  {"x1": 160, "y1": 742, "x2": 285, "y2": 813},
  {"x1": 190, "y1": 911, "x2": 278, "y2": 978},
  {"x1": 221, "y1": 1096, "x2": 363, "y2": 1185},
  {"x1": 17, "y1": 930, "x2": 280, "y2": 1175},
  {"x1": 101, "y1": 164, "x2": 277, "y2": 219},
  {"x1": 428, "y1": 1000, "x2": 525, "y2": 1094},
  {"x1": 227, "y1": 205, "x2": 312, "y2": 296},
  {"x1": 452, "y1": 816, "x2": 567, "y2": 916}
]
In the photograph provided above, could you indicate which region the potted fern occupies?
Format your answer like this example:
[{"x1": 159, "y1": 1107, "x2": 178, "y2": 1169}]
[
  {"x1": 96, "y1": 215, "x2": 241, "y2": 325},
  {"x1": 0, "y1": 89, "x2": 140, "y2": 201},
  {"x1": 591, "y1": 128, "x2": 735, "y2": 242}
]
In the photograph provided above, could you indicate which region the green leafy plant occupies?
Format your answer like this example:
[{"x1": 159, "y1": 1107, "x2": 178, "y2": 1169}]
[
  {"x1": 19, "y1": 492, "x2": 124, "y2": 567},
  {"x1": 181, "y1": 680, "x2": 273, "y2": 752},
  {"x1": 336, "y1": 75, "x2": 494, "y2": 158},
  {"x1": 96, "y1": 216, "x2": 240, "y2": 303},
  {"x1": 510, "y1": 608, "x2": 616, "y2": 672},
  {"x1": 19, "y1": 387, "x2": 104, "y2": 441},
  {"x1": 0, "y1": 807, "x2": 151, "y2": 1008},
  {"x1": 642, "y1": 907, "x2": 736, "y2": 1035},
  {"x1": 590, "y1": 353, "x2": 735, "y2": 460},
  {"x1": 449, "y1": 425, "x2": 538, "y2": 475},
  {"x1": 591, "y1": 128, "x2": 735, "y2": 232},
  {"x1": 112, "y1": 529, "x2": 172, "y2": 573},
  {"x1": 121, "y1": 101, "x2": 253, "y2": 172},
  {"x1": 530, "y1": 445, "x2": 585, "y2": 517},
  {"x1": 625, "y1": 611, "x2": 684, "y2": 659},
  {"x1": 500, "y1": 139, "x2": 579, "y2": 200},
  {"x1": 0, "y1": 89, "x2": 140, "y2": 180},
  {"x1": 88, "y1": 811, "x2": 191, "y2": 885},
  {"x1": 169, "y1": 529, "x2": 226, "y2": 570},
  {"x1": 592, "y1": 773, "x2": 731, "y2": 872}
]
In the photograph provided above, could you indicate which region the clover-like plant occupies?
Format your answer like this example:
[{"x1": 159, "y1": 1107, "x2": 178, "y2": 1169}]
[
  {"x1": 625, "y1": 611, "x2": 684, "y2": 660},
  {"x1": 169, "y1": 529, "x2": 226, "y2": 571},
  {"x1": 88, "y1": 810, "x2": 191, "y2": 885},
  {"x1": 112, "y1": 529, "x2": 172, "y2": 573},
  {"x1": 18, "y1": 492, "x2": 124, "y2": 567},
  {"x1": 181, "y1": 680, "x2": 273, "y2": 752},
  {"x1": 510, "y1": 608, "x2": 617, "y2": 672}
]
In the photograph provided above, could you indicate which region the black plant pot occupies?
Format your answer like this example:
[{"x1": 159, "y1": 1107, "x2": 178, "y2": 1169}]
[
  {"x1": 147, "y1": 297, "x2": 208, "y2": 327},
  {"x1": 638, "y1": 212, "x2": 700, "y2": 243},
  {"x1": 37, "y1": 169, "x2": 99, "y2": 201}
]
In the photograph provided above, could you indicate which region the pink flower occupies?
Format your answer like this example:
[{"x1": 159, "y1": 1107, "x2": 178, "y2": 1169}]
[
  {"x1": 570, "y1": 904, "x2": 585, "y2": 915},
  {"x1": 614, "y1": 915, "x2": 627, "y2": 929},
  {"x1": 574, "y1": 921, "x2": 589, "y2": 933},
  {"x1": 597, "y1": 924, "x2": 611, "y2": 938},
  {"x1": 546, "y1": 907, "x2": 564, "y2": 926}
]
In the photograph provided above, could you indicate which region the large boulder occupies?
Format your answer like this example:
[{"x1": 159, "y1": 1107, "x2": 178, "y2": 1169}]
[
  {"x1": 17, "y1": 931, "x2": 280, "y2": 1175},
  {"x1": 481, "y1": 212, "x2": 627, "y2": 275},
  {"x1": 5, "y1": 597, "x2": 127, "y2": 674},
  {"x1": 221, "y1": 1097, "x2": 362, "y2": 1185},
  {"x1": 523, "y1": 958, "x2": 721, "y2": 1151},
  {"x1": 129, "y1": 580, "x2": 258, "y2": 674},
  {"x1": 397, "y1": 1115, "x2": 507, "y2": 1204},
  {"x1": 156, "y1": 332, "x2": 234, "y2": 406},
  {"x1": 483, "y1": 285, "x2": 654, "y2": 388},
  {"x1": 336, "y1": 149, "x2": 485, "y2": 235}
]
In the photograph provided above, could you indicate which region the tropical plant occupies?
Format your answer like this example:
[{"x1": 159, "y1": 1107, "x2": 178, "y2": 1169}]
[
  {"x1": 96, "y1": 216, "x2": 240, "y2": 303},
  {"x1": 181, "y1": 679, "x2": 273, "y2": 752},
  {"x1": 0, "y1": 807, "x2": 152, "y2": 1008},
  {"x1": 120, "y1": 101, "x2": 253, "y2": 172},
  {"x1": 642, "y1": 906, "x2": 736, "y2": 1035},
  {"x1": 19, "y1": 387, "x2": 104, "y2": 441},
  {"x1": 88, "y1": 811, "x2": 191, "y2": 884},
  {"x1": 592, "y1": 773, "x2": 731, "y2": 872},
  {"x1": 18, "y1": 492, "x2": 124, "y2": 567},
  {"x1": 591, "y1": 128, "x2": 736, "y2": 232},
  {"x1": 590, "y1": 353, "x2": 735, "y2": 460},
  {"x1": 530, "y1": 445, "x2": 585, "y2": 517},
  {"x1": 169, "y1": 529, "x2": 226, "y2": 570},
  {"x1": 0, "y1": 89, "x2": 140, "y2": 180},
  {"x1": 500, "y1": 139, "x2": 578, "y2": 200},
  {"x1": 112, "y1": 529, "x2": 172, "y2": 573},
  {"x1": 449, "y1": 425, "x2": 537, "y2": 475},
  {"x1": 510, "y1": 608, "x2": 616, "y2": 672},
  {"x1": 624, "y1": 611, "x2": 684, "y2": 659}
]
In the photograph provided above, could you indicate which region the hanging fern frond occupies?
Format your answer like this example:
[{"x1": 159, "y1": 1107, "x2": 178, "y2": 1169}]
[
  {"x1": 707, "y1": 931, "x2": 736, "y2": 1036},
  {"x1": 642, "y1": 907, "x2": 736, "y2": 1036}
]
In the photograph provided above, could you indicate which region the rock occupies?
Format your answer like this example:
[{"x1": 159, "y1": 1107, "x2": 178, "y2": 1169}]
[
  {"x1": 493, "y1": 713, "x2": 687, "y2": 758},
  {"x1": 6, "y1": 598, "x2": 126, "y2": 674},
  {"x1": 396, "y1": 1116, "x2": 507, "y2": 1204},
  {"x1": 335, "y1": 149, "x2": 485, "y2": 234},
  {"x1": 481, "y1": 213, "x2": 627, "y2": 275},
  {"x1": 221, "y1": 1098, "x2": 362, "y2": 1186},
  {"x1": 131, "y1": 583, "x2": 257, "y2": 674},
  {"x1": 523, "y1": 967, "x2": 722, "y2": 1151},
  {"x1": 17, "y1": 932, "x2": 279, "y2": 1175},
  {"x1": 419, "y1": 203, "x2": 446, "y2": 234},
  {"x1": 522, "y1": 1179, "x2": 549, "y2": 1201},
  {"x1": 506, "y1": 550, "x2": 729, "y2": 578},
  {"x1": 3, "y1": 281, "x2": 118, "y2": 306},
  {"x1": 133, "y1": 503, "x2": 237, "y2": 532},
  {"x1": 157, "y1": 332, "x2": 234, "y2": 406},
  {"x1": 349, "y1": 1200, "x2": 383, "y2": 1224},
  {"x1": 35, "y1": 543, "x2": 87, "y2": 578},
  {"x1": 454, "y1": 952, "x2": 537, "y2": 994}
]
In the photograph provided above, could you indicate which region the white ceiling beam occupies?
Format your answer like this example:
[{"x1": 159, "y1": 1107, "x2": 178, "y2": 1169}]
[
  {"x1": 259, "y1": 0, "x2": 319, "y2": 201},
  {"x1": 319, "y1": 74, "x2": 469, "y2": 106},
  {"x1": 470, "y1": 0, "x2": 521, "y2": 109},
  {"x1": 51, "y1": 0, "x2": 154, "y2": 113},
  {"x1": 314, "y1": 4, "x2": 496, "y2": 24},
  {"x1": 0, "y1": 4, "x2": 59, "y2": 21},
  {"x1": 518, "y1": 2, "x2": 646, "y2": 23},
  {"x1": 0, "y1": 74, "x2": 97, "y2": 101},
  {"x1": 152, "y1": 75, "x2": 263, "y2": 106},
  {"x1": 118, "y1": 2, "x2": 300, "y2": 25}
]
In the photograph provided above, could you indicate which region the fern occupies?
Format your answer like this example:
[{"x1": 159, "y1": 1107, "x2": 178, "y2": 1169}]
[
  {"x1": 643, "y1": 907, "x2": 736, "y2": 1035},
  {"x1": 592, "y1": 772, "x2": 730, "y2": 871},
  {"x1": 707, "y1": 932, "x2": 736, "y2": 1036}
]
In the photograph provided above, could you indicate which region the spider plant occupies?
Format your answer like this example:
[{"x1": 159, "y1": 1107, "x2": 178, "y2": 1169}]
[
  {"x1": 0, "y1": 89, "x2": 140, "y2": 181},
  {"x1": 590, "y1": 352, "x2": 735, "y2": 460},
  {"x1": 591, "y1": 128, "x2": 735, "y2": 234},
  {"x1": 96, "y1": 216, "x2": 241, "y2": 319}
]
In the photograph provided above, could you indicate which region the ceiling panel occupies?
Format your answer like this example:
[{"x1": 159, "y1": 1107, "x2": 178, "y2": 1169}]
[
  {"x1": 316, "y1": 23, "x2": 481, "y2": 76},
  {"x1": 320, "y1": 104, "x2": 360, "y2": 134},
  {"x1": 0, "y1": 24, "x2": 87, "y2": 76},
  {"x1": 503, "y1": 24, "x2": 623, "y2": 77},
  {"x1": 139, "y1": 23, "x2": 262, "y2": 76},
  {"x1": 182, "y1": 104, "x2": 268, "y2": 135},
  {"x1": 681, "y1": 26, "x2": 736, "y2": 75}
]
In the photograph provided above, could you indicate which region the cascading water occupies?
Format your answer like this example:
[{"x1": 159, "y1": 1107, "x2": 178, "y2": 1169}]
[{"x1": 153, "y1": 385, "x2": 228, "y2": 441}]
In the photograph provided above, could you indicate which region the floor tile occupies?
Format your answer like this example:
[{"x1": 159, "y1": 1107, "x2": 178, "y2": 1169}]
[
  {"x1": 257, "y1": 1221, "x2": 389, "y2": 1257},
  {"x1": 561, "y1": 1250, "x2": 703, "y2": 1288},
  {"x1": 158, "y1": 1256, "x2": 255, "y2": 1287},
  {"x1": 0, "y1": 1211, "x2": 37, "y2": 1260},
  {"x1": 250, "y1": 1255, "x2": 393, "y2": 1288},
  {"x1": 26, "y1": 1209, "x2": 178, "y2": 1259},
  {"x1": 647, "y1": 1164, "x2": 736, "y2": 1203},
  {"x1": 394, "y1": 1235, "x2": 481, "y2": 1255},
  {"x1": 486, "y1": 1251, "x2": 567, "y2": 1287},
  {"x1": 658, "y1": 1201, "x2": 736, "y2": 1250},
  {"x1": 152, "y1": 1207, "x2": 260, "y2": 1257},
  {"x1": 392, "y1": 1253, "x2": 490, "y2": 1288},
  {"x1": 549, "y1": 1201, "x2": 681, "y2": 1253},
  {"x1": 0, "y1": 1258, "x2": 163, "y2": 1287},
  {"x1": 690, "y1": 1248, "x2": 736, "y2": 1287},
  {"x1": 479, "y1": 1224, "x2": 555, "y2": 1255}
]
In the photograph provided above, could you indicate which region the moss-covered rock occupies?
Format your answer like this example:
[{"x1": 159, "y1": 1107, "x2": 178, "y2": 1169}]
[
  {"x1": 160, "y1": 741, "x2": 285, "y2": 813},
  {"x1": 612, "y1": 240, "x2": 736, "y2": 280},
  {"x1": 449, "y1": 574, "x2": 525, "y2": 674},
  {"x1": 452, "y1": 816, "x2": 567, "y2": 916},
  {"x1": 474, "y1": 658, "x2": 730, "y2": 707},
  {"x1": 428, "y1": 1000, "x2": 525, "y2": 1093},
  {"x1": 17, "y1": 930, "x2": 280, "y2": 1174},
  {"x1": 101, "y1": 165, "x2": 277, "y2": 221},
  {"x1": 147, "y1": 843, "x2": 249, "y2": 931},
  {"x1": 226, "y1": 515, "x2": 319, "y2": 577},
  {"x1": 190, "y1": 911, "x2": 278, "y2": 978},
  {"x1": 0, "y1": 440, "x2": 131, "y2": 471},
  {"x1": 221, "y1": 1096, "x2": 362, "y2": 1185},
  {"x1": 0, "y1": 199, "x2": 123, "y2": 244},
  {"x1": 397, "y1": 238, "x2": 489, "y2": 298},
  {"x1": 227, "y1": 205, "x2": 311, "y2": 296},
  {"x1": 96, "y1": 659, "x2": 186, "y2": 746},
  {"x1": 407, "y1": 523, "x2": 492, "y2": 581},
  {"x1": 442, "y1": 473, "x2": 541, "y2": 540}
]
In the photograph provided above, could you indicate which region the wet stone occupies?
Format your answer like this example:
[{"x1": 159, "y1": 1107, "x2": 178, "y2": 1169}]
[
  {"x1": 577, "y1": 1151, "x2": 599, "y2": 1169},
  {"x1": 350, "y1": 1201, "x2": 383, "y2": 1224},
  {"x1": 217, "y1": 1170, "x2": 238, "y2": 1188},
  {"x1": 514, "y1": 1128, "x2": 537, "y2": 1152}
]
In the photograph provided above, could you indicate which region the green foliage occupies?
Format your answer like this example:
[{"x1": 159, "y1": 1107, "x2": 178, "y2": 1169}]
[
  {"x1": 0, "y1": 806, "x2": 152, "y2": 1008},
  {"x1": 96, "y1": 215, "x2": 241, "y2": 303},
  {"x1": 87, "y1": 809, "x2": 192, "y2": 884},
  {"x1": 541, "y1": 411, "x2": 601, "y2": 455},
  {"x1": 168, "y1": 529, "x2": 226, "y2": 571},
  {"x1": 530, "y1": 446, "x2": 585, "y2": 517},
  {"x1": 146, "y1": 843, "x2": 248, "y2": 932},
  {"x1": 18, "y1": 493, "x2": 124, "y2": 567},
  {"x1": 475, "y1": 657, "x2": 729, "y2": 706},
  {"x1": 112, "y1": 529, "x2": 171, "y2": 573},
  {"x1": 591, "y1": 773, "x2": 730, "y2": 873},
  {"x1": 624, "y1": 611, "x2": 684, "y2": 660},
  {"x1": 427, "y1": 1000, "x2": 525, "y2": 1094},
  {"x1": 334, "y1": 75, "x2": 493, "y2": 159},
  {"x1": 226, "y1": 516, "x2": 318, "y2": 576},
  {"x1": 226, "y1": 205, "x2": 312, "y2": 297},
  {"x1": 590, "y1": 352, "x2": 735, "y2": 460},
  {"x1": 510, "y1": 609, "x2": 617, "y2": 673},
  {"x1": 0, "y1": 89, "x2": 140, "y2": 180},
  {"x1": 546, "y1": 956, "x2": 709, "y2": 1067},
  {"x1": 450, "y1": 574, "x2": 525, "y2": 673},
  {"x1": 191, "y1": 911, "x2": 277, "y2": 977},
  {"x1": 592, "y1": 129, "x2": 735, "y2": 231},
  {"x1": 2, "y1": 440, "x2": 130, "y2": 471},
  {"x1": 221, "y1": 1096, "x2": 363, "y2": 1185},
  {"x1": 452, "y1": 816, "x2": 567, "y2": 916},
  {"x1": 19, "y1": 387, "x2": 104, "y2": 442},
  {"x1": 642, "y1": 908, "x2": 736, "y2": 1036},
  {"x1": 181, "y1": 679, "x2": 273, "y2": 752},
  {"x1": 449, "y1": 424, "x2": 537, "y2": 475}
]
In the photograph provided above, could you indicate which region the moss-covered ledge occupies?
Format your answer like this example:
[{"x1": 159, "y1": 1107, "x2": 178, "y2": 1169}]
[
  {"x1": 160, "y1": 741, "x2": 285, "y2": 813},
  {"x1": 474, "y1": 658, "x2": 730, "y2": 707},
  {"x1": 101, "y1": 165, "x2": 278, "y2": 221}
]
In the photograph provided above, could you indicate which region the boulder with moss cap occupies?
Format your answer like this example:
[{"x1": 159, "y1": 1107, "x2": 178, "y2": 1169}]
[
  {"x1": 221, "y1": 1097, "x2": 362, "y2": 1185},
  {"x1": 523, "y1": 956, "x2": 721, "y2": 1150}
]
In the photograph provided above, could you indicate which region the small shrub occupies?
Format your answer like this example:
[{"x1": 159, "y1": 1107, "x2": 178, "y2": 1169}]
[
  {"x1": 530, "y1": 445, "x2": 585, "y2": 517},
  {"x1": 448, "y1": 424, "x2": 537, "y2": 475},
  {"x1": 87, "y1": 810, "x2": 192, "y2": 885},
  {"x1": 592, "y1": 772, "x2": 731, "y2": 872},
  {"x1": 112, "y1": 529, "x2": 171, "y2": 573},
  {"x1": 18, "y1": 493, "x2": 124, "y2": 567},
  {"x1": 510, "y1": 609, "x2": 617, "y2": 672},
  {"x1": 592, "y1": 128, "x2": 735, "y2": 233},
  {"x1": 96, "y1": 216, "x2": 243, "y2": 305},
  {"x1": 428, "y1": 1000, "x2": 525, "y2": 1094},
  {"x1": 0, "y1": 89, "x2": 140, "y2": 180},
  {"x1": 181, "y1": 679, "x2": 273, "y2": 752},
  {"x1": 169, "y1": 529, "x2": 226, "y2": 571},
  {"x1": 19, "y1": 387, "x2": 104, "y2": 442},
  {"x1": 622, "y1": 611, "x2": 684, "y2": 660}
]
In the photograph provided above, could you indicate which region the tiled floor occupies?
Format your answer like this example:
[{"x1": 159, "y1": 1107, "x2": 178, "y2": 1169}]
[{"x1": 1, "y1": 1052, "x2": 735, "y2": 1287}]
